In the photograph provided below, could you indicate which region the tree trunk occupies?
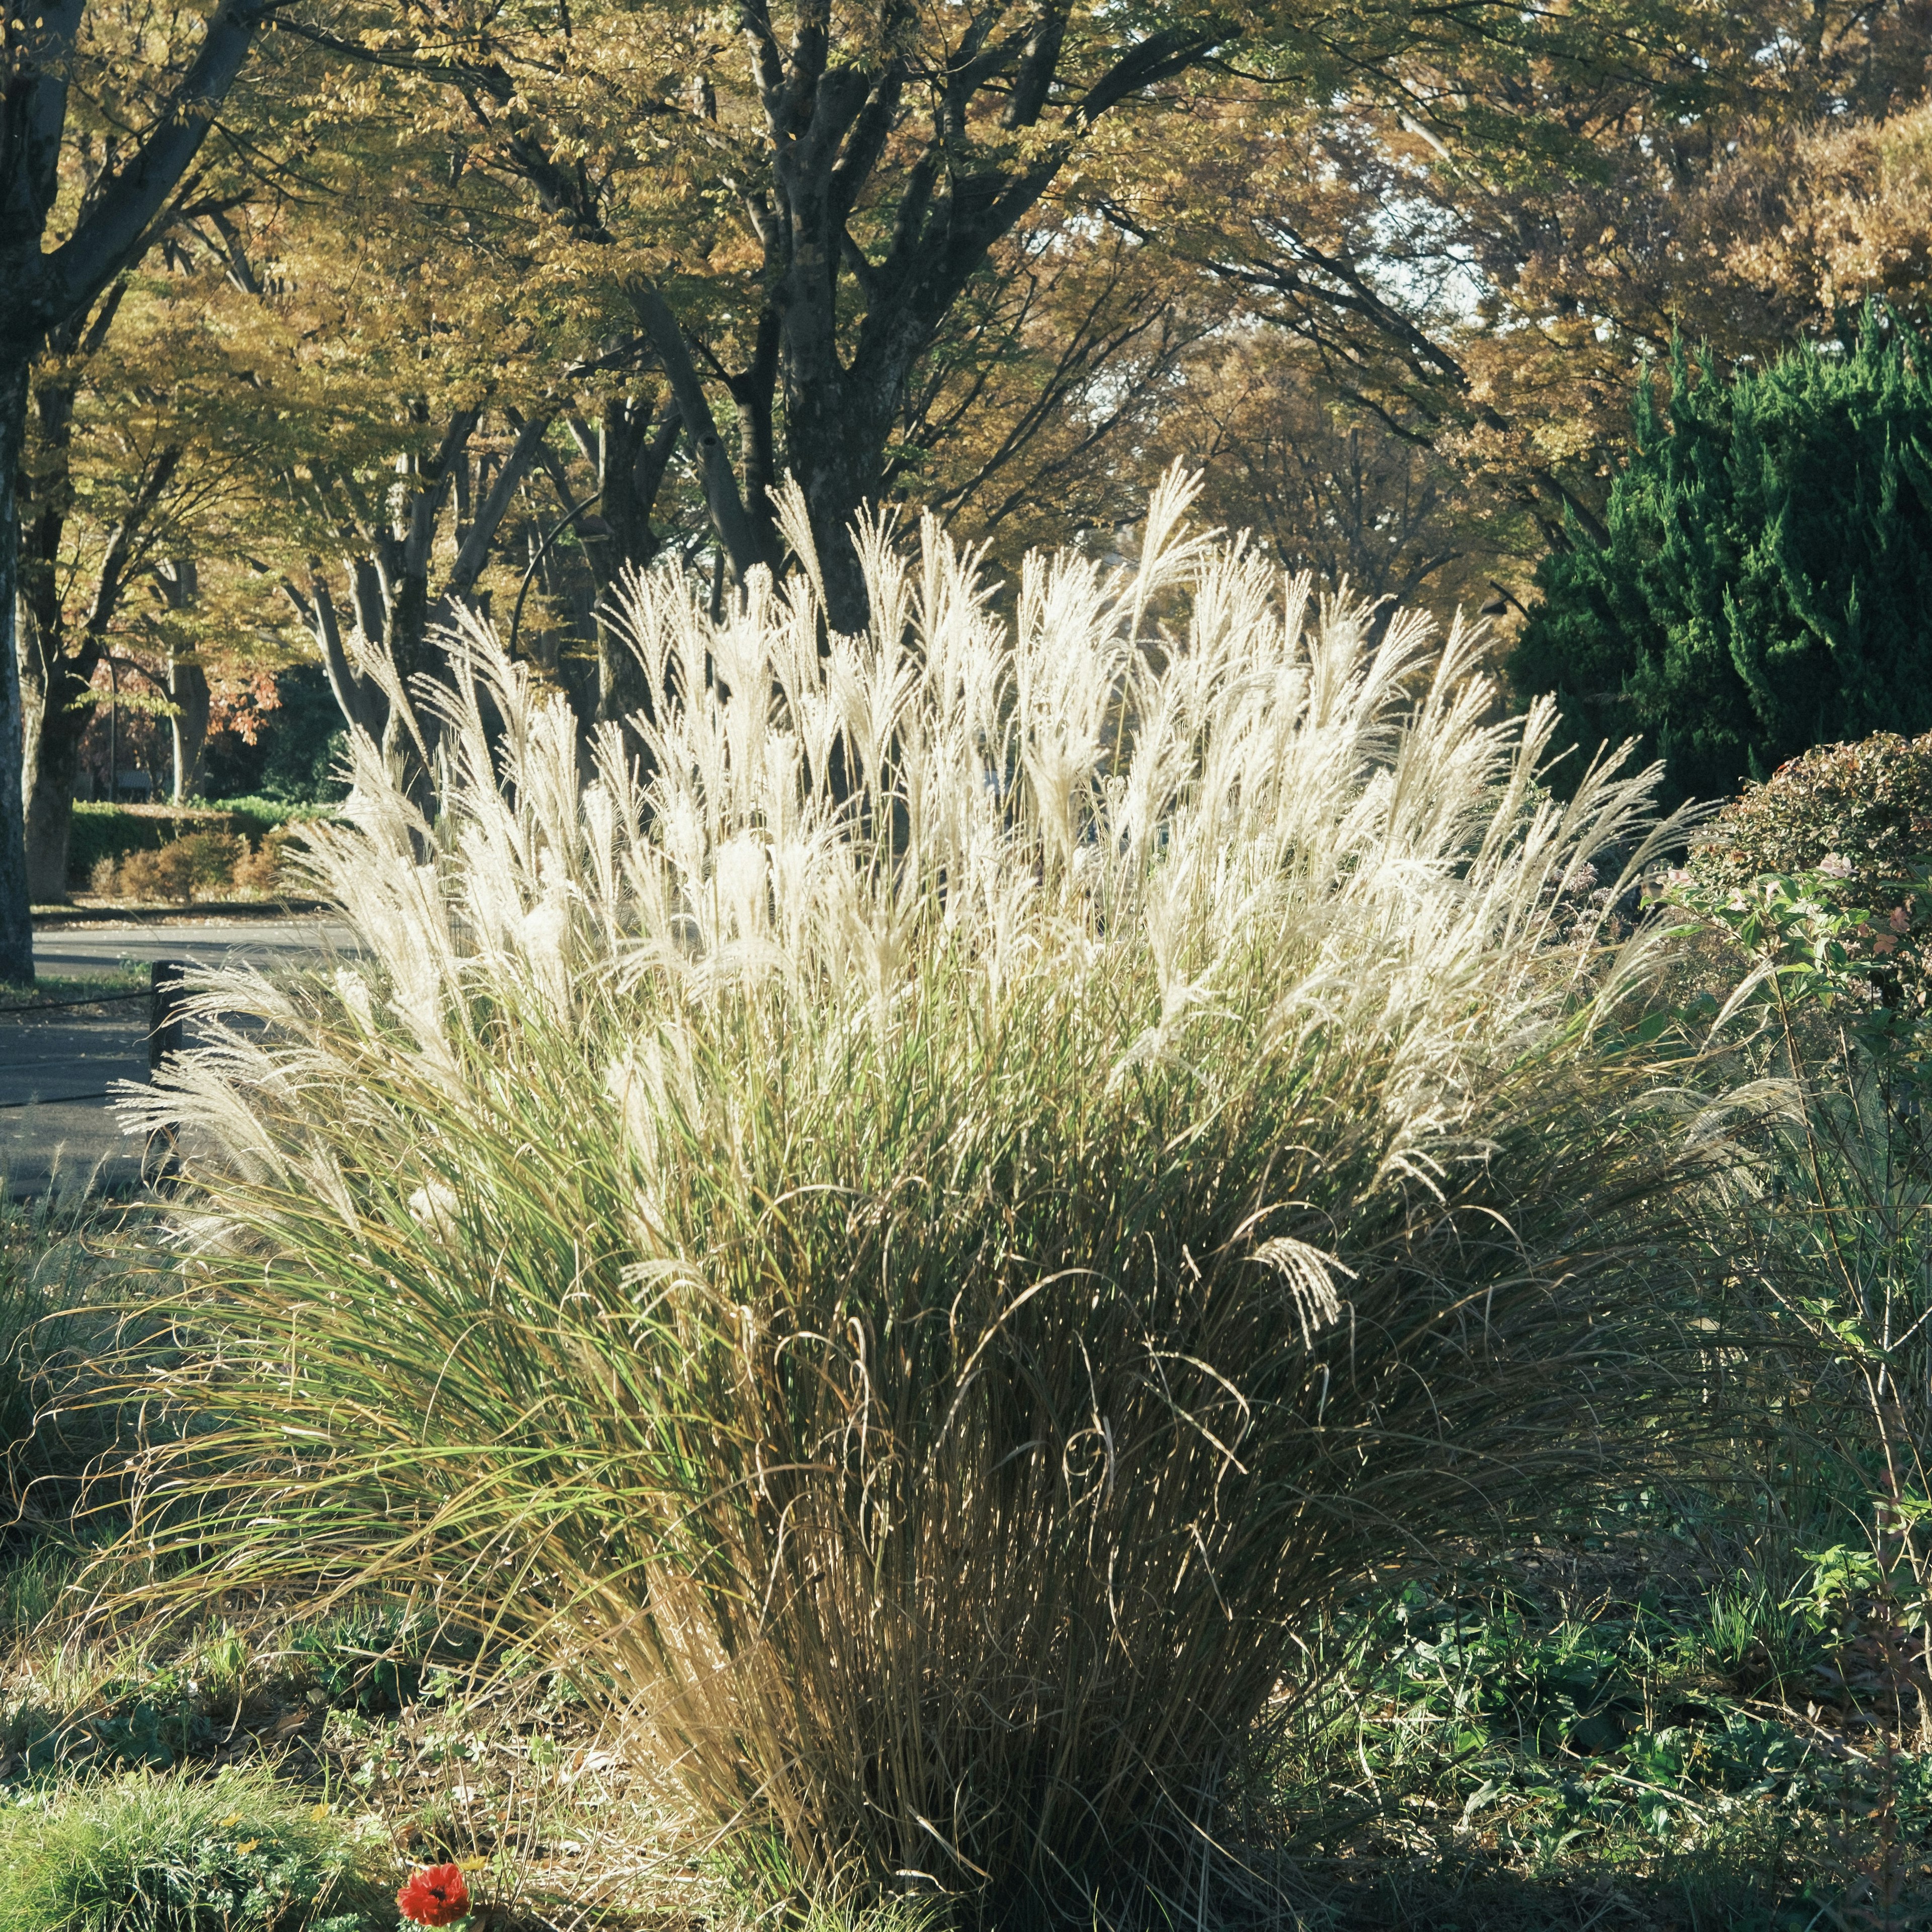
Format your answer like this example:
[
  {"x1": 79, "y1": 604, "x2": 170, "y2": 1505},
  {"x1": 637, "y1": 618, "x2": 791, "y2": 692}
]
[
  {"x1": 16, "y1": 615, "x2": 46, "y2": 845},
  {"x1": 0, "y1": 356, "x2": 33, "y2": 979},
  {"x1": 24, "y1": 695, "x2": 87, "y2": 900},
  {"x1": 24, "y1": 610, "x2": 105, "y2": 899},
  {"x1": 19, "y1": 490, "x2": 161, "y2": 895},
  {"x1": 595, "y1": 393, "x2": 681, "y2": 726},
  {"x1": 170, "y1": 651, "x2": 210, "y2": 802},
  {"x1": 383, "y1": 410, "x2": 477, "y2": 687},
  {"x1": 786, "y1": 369, "x2": 888, "y2": 633}
]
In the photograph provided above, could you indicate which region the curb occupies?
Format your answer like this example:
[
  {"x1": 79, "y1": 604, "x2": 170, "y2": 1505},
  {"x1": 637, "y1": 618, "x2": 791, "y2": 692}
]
[{"x1": 32, "y1": 900, "x2": 333, "y2": 929}]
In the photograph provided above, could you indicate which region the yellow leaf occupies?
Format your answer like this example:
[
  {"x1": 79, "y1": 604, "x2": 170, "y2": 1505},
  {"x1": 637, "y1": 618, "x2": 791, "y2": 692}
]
[
  {"x1": 310, "y1": 1802, "x2": 332, "y2": 1821},
  {"x1": 234, "y1": 1840, "x2": 259, "y2": 1856}
]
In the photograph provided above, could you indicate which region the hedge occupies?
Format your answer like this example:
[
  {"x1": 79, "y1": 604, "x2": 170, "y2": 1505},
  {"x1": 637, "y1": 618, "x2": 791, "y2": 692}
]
[{"x1": 68, "y1": 801, "x2": 332, "y2": 889}]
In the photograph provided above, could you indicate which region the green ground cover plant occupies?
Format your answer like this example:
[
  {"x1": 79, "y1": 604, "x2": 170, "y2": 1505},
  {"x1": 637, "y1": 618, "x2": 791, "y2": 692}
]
[
  {"x1": 101, "y1": 477, "x2": 1759, "y2": 1926},
  {"x1": 1654, "y1": 816, "x2": 1932, "y2": 1923},
  {"x1": 0, "y1": 1763, "x2": 384, "y2": 1932},
  {"x1": 0, "y1": 967, "x2": 150, "y2": 1007}
]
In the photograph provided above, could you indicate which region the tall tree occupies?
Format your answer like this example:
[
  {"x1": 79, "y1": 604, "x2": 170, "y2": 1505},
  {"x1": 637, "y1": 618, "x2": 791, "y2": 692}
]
[
  {"x1": 276, "y1": 0, "x2": 1332, "y2": 628},
  {"x1": 1113, "y1": 0, "x2": 1931, "y2": 567},
  {"x1": 2, "y1": 0, "x2": 274, "y2": 978},
  {"x1": 1146, "y1": 327, "x2": 1534, "y2": 622},
  {"x1": 16, "y1": 223, "x2": 302, "y2": 896},
  {"x1": 163, "y1": 105, "x2": 701, "y2": 758}
]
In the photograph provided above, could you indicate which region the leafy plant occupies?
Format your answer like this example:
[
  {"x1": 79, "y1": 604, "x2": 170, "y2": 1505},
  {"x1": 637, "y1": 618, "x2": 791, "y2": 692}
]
[
  {"x1": 1669, "y1": 854, "x2": 1932, "y2": 1920},
  {"x1": 0, "y1": 1765, "x2": 382, "y2": 1931},
  {"x1": 1688, "y1": 734, "x2": 1932, "y2": 894},
  {"x1": 67, "y1": 804, "x2": 303, "y2": 893},
  {"x1": 107, "y1": 832, "x2": 247, "y2": 905},
  {"x1": 1682, "y1": 734, "x2": 1932, "y2": 1017},
  {"x1": 118, "y1": 480, "x2": 1740, "y2": 1923},
  {"x1": 290, "y1": 1607, "x2": 475, "y2": 1717},
  {"x1": 1509, "y1": 308, "x2": 1932, "y2": 807}
]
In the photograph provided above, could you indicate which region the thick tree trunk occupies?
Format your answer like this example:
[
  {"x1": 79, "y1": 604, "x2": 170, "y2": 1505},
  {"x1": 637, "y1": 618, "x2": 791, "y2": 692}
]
[
  {"x1": 24, "y1": 607, "x2": 104, "y2": 898},
  {"x1": 17, "y1": 642, "x2": 44, "y2": 827},
  {"x1": 0, "y1": 356, "x2": 33, "y2": 979},
  {"x1": 382, "y1": 410, "x2": 477, "y2": 687},
  {"x1": 794, "y1": 436, "x2": 880, "y2": 634},
  {"x1": 784, "y1": 356, "x2": 893, "y2": 633},
  {"x1": 25, "y1": 698, "x2": 85, "y2": 900},
  {"x1": 170, "y1": 652, "x2": 209, "y2": 802},
  {"x1": 20, "y1": 491, "x2": 162, "y2": 895}
]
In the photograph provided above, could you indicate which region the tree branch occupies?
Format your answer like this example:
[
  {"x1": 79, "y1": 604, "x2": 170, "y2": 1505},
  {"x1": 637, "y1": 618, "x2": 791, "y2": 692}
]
[
  {"x1": 447, "y1": 413, "x2": 556, "y2": 601},
  {"x1": 32, "y1": 0, "x2": 280, "y2": 342},
  {"x1": 625, "y1": 275, "x2": 764, "y2": 580}
]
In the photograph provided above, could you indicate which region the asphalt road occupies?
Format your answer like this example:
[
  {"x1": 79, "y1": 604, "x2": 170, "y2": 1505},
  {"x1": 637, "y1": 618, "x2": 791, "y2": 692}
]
[{"x1": 2, "y1": 919, "x2": 356, "y2": 1198}]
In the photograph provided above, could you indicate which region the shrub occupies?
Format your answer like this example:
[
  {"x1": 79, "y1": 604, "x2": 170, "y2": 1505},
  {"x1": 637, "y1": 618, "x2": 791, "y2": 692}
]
[
  {"x1": 1676, "y1": 848, "x2": 1932, "y2": 1740},
  {"x1": 231, "y1": 828, "x2": 296, "y2": 899},
  {"x1": 119, "y1": 481, "x2": 1737, "y2": 1923},
  {"x1": 103, "y1": 832, "x2": 253, "y2": 904},
  {"x1": 1688, "y1": 733, "x2": 1932, "y2": 893},
  {"x1": 1508, "y1": 307, "x2": 1932, "y2": 806},
  {"x1": 70, "y1": 807, "x2": 244, "y2": 890},
  {"x1": 70, "y1": 804, "x2": 329, "y2": 893},
  {"x1": 1684, "y1": 734, "x2": 1932, "y2": 1011},
  {"x1": 0, "y1": 1765, "x2": 382, "y2": 1932},
  {"x1": 179, "y1": 831, "x2": 246, "y2": 897},
  {"x1": 114, "y1": 845, "x2": 195, "y2": 904}
]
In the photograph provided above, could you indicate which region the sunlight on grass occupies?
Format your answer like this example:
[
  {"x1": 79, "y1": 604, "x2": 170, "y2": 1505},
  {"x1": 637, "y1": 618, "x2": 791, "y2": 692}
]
[{"x1": 93, "y1": 475, "x2": 1769, "y2": 1924}]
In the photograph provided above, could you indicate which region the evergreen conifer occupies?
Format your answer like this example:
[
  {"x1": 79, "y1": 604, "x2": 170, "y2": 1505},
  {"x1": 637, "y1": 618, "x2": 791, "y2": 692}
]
[{"x1": 1508, "y1": 307, "x2": 1932, "y2": 803}]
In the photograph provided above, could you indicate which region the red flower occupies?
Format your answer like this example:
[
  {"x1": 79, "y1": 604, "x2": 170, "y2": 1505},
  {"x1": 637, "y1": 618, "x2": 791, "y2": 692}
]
[{"x1": 396, "y1": 1864, "x2": 470, "y2": 1927}]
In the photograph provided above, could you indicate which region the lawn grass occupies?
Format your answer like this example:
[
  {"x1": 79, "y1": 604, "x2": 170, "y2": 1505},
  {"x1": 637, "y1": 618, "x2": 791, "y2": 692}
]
[
  {"x1": 0, "y1": 1761, "x2": 388, "y2": 1932},
  {"x1": 0, "y1": 967, "x2": 152, "y2": 1011}
]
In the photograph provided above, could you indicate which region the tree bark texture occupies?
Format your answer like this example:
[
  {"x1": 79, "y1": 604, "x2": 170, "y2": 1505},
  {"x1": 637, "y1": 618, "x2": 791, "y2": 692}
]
[
  {"x1": 170, "y1": 655, "x2": 210, "y2": 802},
  {"x1": 592, "y1": 393, "x2": 681, "y2": 728},
  {"x1": 0, "y1": 357, "x2": 34, "y2": 979}
]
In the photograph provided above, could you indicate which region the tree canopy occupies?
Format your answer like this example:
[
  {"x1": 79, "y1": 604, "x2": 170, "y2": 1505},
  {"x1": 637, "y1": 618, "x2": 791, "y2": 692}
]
[{"x1": 6, "y1": 0, "x2": 1932, "y2": 970}]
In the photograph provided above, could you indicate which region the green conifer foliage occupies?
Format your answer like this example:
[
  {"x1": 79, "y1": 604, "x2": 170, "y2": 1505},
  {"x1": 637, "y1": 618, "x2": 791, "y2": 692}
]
[{"x1": 1508, "y1": 308, "x2": 1932, "y2": 805}]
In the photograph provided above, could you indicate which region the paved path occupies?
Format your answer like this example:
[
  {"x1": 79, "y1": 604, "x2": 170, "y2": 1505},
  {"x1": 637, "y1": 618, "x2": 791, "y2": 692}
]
[
  {"x1": 3, "y1": 920, "x2": 356, "y2": 1198},
  {"x1": 30, "y1": 917, "x2": 356, "y2": 978}
]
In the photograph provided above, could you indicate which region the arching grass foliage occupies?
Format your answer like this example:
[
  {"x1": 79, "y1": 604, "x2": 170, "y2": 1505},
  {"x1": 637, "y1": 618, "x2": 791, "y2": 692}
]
[{"x1": 110, "y1": 477, "x2": 1747, "y2": 1924}]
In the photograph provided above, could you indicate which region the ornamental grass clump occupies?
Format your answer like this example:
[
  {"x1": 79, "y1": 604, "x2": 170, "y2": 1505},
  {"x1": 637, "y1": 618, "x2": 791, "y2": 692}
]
[
  {"x1": 117, "y1": 476, "x2": 1736, "y2": 1923},
  {"x1": 0, "y1": 1765, "x2": 378, "y2": 1932}
]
